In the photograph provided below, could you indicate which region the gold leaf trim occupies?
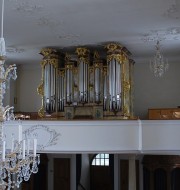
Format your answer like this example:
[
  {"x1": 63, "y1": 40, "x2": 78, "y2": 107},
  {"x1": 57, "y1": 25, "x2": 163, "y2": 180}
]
[
  {"x1": 38, "y1": 107, "x2": 45, "y2": 117},
  {"x1": 37, "y1": 81, "x2": 44, "y2": 96}
]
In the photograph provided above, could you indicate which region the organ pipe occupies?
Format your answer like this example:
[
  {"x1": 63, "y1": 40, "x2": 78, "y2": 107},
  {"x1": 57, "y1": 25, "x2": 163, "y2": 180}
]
[
  {"x1": 65, "y1": 54, "x2": 74, "y2": 104},
  {"x1": 76, "y1": 48, "x2": 90, "y2": 103},
  {"x1": 93, "y1": 51, "x2": 103, "y2": 104}
]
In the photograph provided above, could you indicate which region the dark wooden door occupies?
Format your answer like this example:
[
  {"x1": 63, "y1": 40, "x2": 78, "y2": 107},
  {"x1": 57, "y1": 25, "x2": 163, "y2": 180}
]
[
  {"x1": 120, "y1": 160, "x2": 139, "y2": 190},
  {"x1": 54, "y1": 158, "x2": 70, "y2": 190},
  {"x1": 91, "y1": 166, "x2": 113, "y2": 190}
]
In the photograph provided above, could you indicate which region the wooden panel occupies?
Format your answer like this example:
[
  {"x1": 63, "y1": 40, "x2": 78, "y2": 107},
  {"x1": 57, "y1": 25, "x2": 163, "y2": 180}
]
[
  {"x1": 54, "y1": 158, "x2": 70, "y2": 190},
  {"x1": 148, "y1": 109, "x2": 161, "y2": 120},
  {"x1": 120, "y1": 160, "x2": 129, "y2": 190},
  {"x1": 148, "y1": 108, "x2": 180, "y2": 120}
]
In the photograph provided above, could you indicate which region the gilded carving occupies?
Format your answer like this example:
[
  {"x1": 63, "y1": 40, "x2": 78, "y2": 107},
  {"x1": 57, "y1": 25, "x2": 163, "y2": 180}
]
[
  {"x1": 89, "y1": 85, "x2": 94, "y2": 91},
  {"x1": 73, "y1": 68, "x2": 78, "y2": 74},
  {"x1": 122, "y1": 105, "x2": 129, "y2": 117},
  {"x1": 76, "y1": 47, "x2": 90, "y2": 65},
  {"x1": 78, "y1": 57, "x2": 89, "y2": 65},
  {"x1": 107, "y1": 54, "x2": 123, "y2": 63},
  {"x1": 93, "y1": 51, "x2": 100, "y2": 59},
  {"x1": 40, "y1": 48, "x2": 56, "y2": 57},
  {"x1": 103, "y1": 67, "x2": 107, "y2": 76},
  {"x1": 94, "y1": 63, "x2": 101, "y2": 68},
  {"x1": 65, "y1": 53, "x2": 71, "y2": 61},
  {"x1": 58, "y1": 70, "x2": 65, "y2": 77},
  {"x1": 38, "y1": 107, "x2": 45, "y2": 117},
  {"x1": 76, "y1": 47, "x2": 89, "y2": 57},
  {"x1": 66, "y1": 64, "x2": 73, "y2": 70},
  {"x1": 49, "y1": 58, "x2": 58, "y2": 68},
  {"x1": 37, "y1": 81, "x2": 44, "y2": 96},
  {"x1": 123, "y1": 81, "x2": 130, "y2": 92},
  {"x1": 105, "y1": 43, "x2": 122, "y2": 53},
  {"x1": 89, "y1": 67, "x2": 94, "y2": 73},
  {"x1": 40, "y1": 60, "x2": 47, "y2": 68}
]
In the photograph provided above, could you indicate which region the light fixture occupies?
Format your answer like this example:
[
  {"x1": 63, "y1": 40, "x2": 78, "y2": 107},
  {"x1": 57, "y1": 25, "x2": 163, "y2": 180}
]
[
  {"x1": 150, "y1": 40, "x2": 169, "y2": 77},
  {"x1": 0, "y1": 0, "x2": 40, "y2": 189}
]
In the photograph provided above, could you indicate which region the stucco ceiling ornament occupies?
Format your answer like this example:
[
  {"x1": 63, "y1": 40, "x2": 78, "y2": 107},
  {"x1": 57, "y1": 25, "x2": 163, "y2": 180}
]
[
  {"x1": 141, "y1": 27, "x2": 180, "y2": 42},
  {"x1": 163, "y1": 0, "x2": 180, "y2": 19},
  {"x1": 6, "y1": 46, "x2": 25, "y2": 54},
  {"x1": 37, "y1": 16, "x2": 62, "y2": 27},
  {"x1": 9, "y1": 0, "x2": 43, "y2": 14}
]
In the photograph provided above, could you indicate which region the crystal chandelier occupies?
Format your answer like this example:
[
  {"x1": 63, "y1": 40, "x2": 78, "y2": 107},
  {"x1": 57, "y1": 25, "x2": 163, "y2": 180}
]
[
  {"x1": 0, "y1": 0, "x2": 40, "y2": 189},
  {"x1": 150, "y1": 40, "x2": 169, "y2": 77}
]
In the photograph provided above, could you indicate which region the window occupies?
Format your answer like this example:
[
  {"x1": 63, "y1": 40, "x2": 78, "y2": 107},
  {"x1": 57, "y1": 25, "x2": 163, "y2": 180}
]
[{"x1": 92, "y1": 154, "x2": 109, "y2": 166}]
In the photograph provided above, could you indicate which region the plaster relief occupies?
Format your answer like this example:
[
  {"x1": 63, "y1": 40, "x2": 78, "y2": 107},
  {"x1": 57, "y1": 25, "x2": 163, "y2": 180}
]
[{"x1": 23, "y1": 124, "x2": 61, "y2": 150}]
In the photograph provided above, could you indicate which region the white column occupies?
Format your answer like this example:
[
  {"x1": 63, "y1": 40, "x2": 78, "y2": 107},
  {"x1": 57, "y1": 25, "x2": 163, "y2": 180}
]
[{"x1": 128, "y1": 155, "x2": 136, "y2": 190}]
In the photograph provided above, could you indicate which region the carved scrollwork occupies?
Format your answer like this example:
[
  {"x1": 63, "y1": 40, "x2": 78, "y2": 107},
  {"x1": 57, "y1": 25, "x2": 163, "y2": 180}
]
[
  {"x1": 40, "y1": 48, "x2": 56, "y2": 57},
  {"x1": 24, "y1": 124, "x2": 61, "y2": 150},
  {"x1": 49, "y1": 58, "x2": 59, "y2": 68},
  {"x1": 123, "y1": 81, "x2": 130, "y2": 92},
  {"x1": 37, "y1": 81, "x2": 44, "y2": 96},
  {"x1": 107, "y1": 54, "x2": 123, "y2": 63},
  {"x1": 38, "y1": 107, "x2": 45, "y2": 117},
  {"x1": 76, "y1": 47, "x2": 90, "y2": 65}
]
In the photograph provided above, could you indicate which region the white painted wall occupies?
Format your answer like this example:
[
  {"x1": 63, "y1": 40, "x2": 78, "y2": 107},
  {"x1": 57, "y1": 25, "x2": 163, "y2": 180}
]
[
  {"x1": 15, "y1": 64, "x2": 41, "y2": 112},
  {"x1": 134, "y1": 61, "x2": 180, "y2": 119},
  {"x1": 3, "y1": 120, "x2": 180, "y2": 154},
  {"x1": 4, "y1": 120, "x2": 140, "y2": 153}
]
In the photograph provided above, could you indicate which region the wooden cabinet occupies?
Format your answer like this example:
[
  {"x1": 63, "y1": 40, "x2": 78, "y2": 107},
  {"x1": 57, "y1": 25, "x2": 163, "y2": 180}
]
[{"x1": 148, "y1": 108, "x2": 180, "y2": 120}]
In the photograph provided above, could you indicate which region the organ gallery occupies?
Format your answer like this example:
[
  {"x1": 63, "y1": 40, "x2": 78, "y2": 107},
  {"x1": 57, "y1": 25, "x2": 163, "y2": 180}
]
[{"x1": 37, "y1": 43, "x2": 135, "y2": 120}]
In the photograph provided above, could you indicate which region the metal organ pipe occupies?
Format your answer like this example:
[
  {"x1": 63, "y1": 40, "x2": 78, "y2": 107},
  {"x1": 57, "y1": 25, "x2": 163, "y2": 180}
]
[
  {"x1": 103, "y1": 72, "x2": 107, "y2": 110},
  {"x1": 108, "y1": 58, "x2": 122, "y2": 111},
  {"x1": 57, "y1": 71, "x2": 65, "y2": 112},
  {"x1": 106, "y1": 43, "x2": 124, "y2": 112},
  {"x1": 116, "y1": 60, "x2": 121, "y2": 110},
  {"x1": 76, "y1": 48, "x2": 89, "y2": 104},
  {"x1": 79, "y1": 61, "x2": 84, "y2": 102},
  {"x1": 44, "y1": 64, "x2": 50, "y2": 112},
  {"x1": 43, "y1": 63, "x2": 57, "y2": 113},
  {"x1": 108, "y1": 59, "x2": 112, "y2": 110},
  {"x1": 95, "y1": 67, "x2": 100, "y2": 103},
  {"x1": 66, "y1": 65, "x2": 73, "y2": 104}
]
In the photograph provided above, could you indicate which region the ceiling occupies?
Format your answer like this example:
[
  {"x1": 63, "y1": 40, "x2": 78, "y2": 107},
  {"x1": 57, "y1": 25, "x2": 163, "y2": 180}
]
[{"x1": 3, "y1": 0, "x2": 180, "y2": 65}]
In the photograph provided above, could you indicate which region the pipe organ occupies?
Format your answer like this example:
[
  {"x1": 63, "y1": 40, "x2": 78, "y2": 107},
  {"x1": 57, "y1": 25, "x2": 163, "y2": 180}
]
[{"x1": 37, "y1": 43, "x2": 135, "y2": 119}]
